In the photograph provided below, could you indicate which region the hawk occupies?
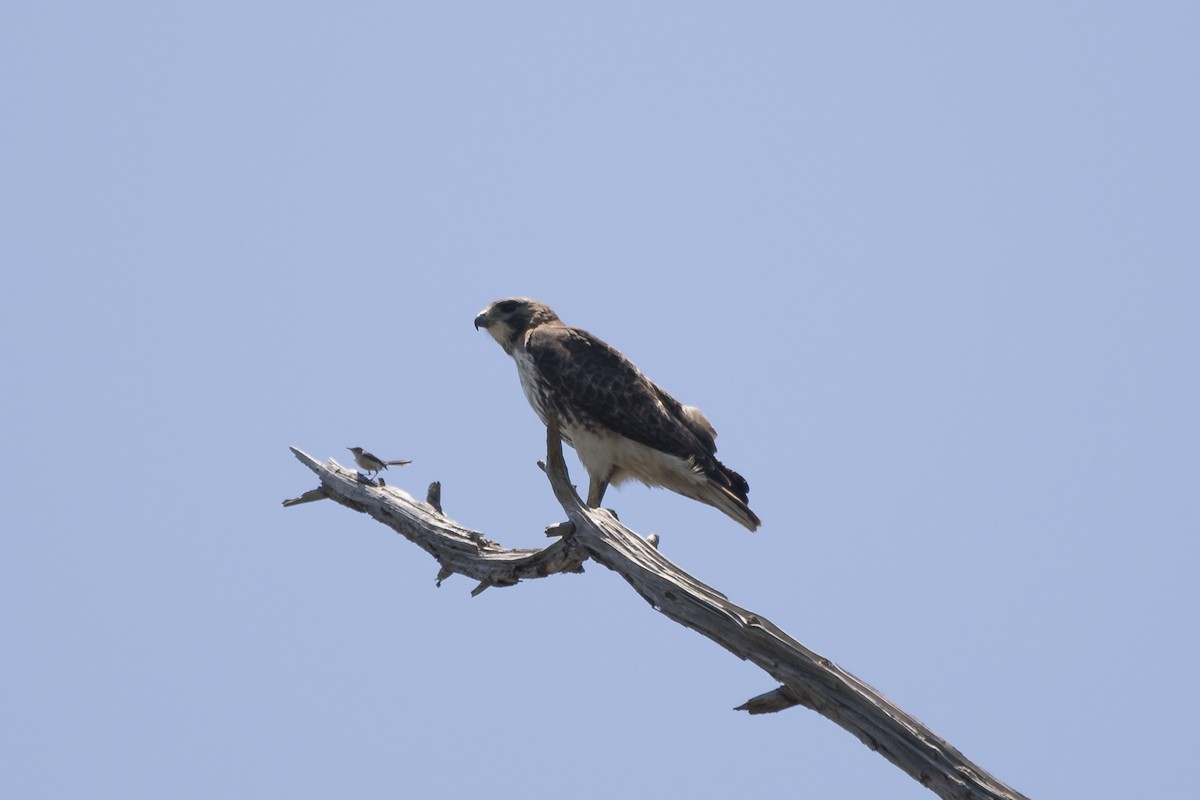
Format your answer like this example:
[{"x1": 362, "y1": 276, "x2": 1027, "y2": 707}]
[{"x1": 474, "y1": 298, "x2": 760, "y2": 531}]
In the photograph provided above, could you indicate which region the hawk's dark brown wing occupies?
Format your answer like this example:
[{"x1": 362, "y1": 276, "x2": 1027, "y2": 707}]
[{"x1": 526, "y1": 325, "x2": 718, "y2": 464}]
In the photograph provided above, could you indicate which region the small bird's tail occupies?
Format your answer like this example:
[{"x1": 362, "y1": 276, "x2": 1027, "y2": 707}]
[{"x1": 384, "y1": 460, "x2": 412, "y2": 467}]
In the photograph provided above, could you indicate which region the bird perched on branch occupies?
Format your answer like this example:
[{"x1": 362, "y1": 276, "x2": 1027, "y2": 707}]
[
  {"x1": 347, "y1": 447, "x2": 412, "y2": 480},
  {"x1": 474, "y1": 298, "x2": 760, "y2": 531}
]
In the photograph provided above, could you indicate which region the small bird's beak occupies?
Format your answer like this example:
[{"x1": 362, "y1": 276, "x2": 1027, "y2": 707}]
[{"x1": 473, "y1": 311, "x2": 490, "y2": 330}]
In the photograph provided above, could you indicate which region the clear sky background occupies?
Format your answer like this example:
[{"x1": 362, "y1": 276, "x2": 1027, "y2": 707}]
[{"x1": 3, "y1": 4, "x2": 1197, "y2": 799}]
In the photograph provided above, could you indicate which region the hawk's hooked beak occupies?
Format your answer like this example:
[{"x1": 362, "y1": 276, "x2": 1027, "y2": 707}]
[{"x1": 473, "y1": 311, "x2": 491, "y2": 330}]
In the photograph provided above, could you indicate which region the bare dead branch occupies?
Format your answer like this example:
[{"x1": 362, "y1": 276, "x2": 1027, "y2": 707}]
[
  {"x1": 283, "y1": 448, "x2": 587, "y2": 588},
  {"x1": 425, "y1": 481, "x2": 443, "y2": 515},
  {"x1": 283, "y1": 435, "x2": 1028, "y2": 800}
]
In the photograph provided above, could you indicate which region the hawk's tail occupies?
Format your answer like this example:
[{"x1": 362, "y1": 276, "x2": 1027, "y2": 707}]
[{"x1": 695, "y1": 461, "x2": 761, "y2": 532}]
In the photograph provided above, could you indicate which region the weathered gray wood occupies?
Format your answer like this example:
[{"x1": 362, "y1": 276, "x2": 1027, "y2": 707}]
[
  {"x1": 284, "y1": 433, "x2": 1029, "y2": 800},
  {"x1": 537, "y1": 418, "x2": 1028, "y2": 800},
  {"x1": 283, "y1": 449, "x2": 588, "y2": 589}
]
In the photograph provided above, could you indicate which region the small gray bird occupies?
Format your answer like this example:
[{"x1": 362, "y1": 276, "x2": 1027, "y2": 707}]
[{"x1": 347, "y1": 446, "x2": 412, "y2": 479}]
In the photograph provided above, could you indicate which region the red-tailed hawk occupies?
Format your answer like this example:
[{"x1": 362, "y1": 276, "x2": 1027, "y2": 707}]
[{"x1": 474, "y1": 298, "x2": 760, "y2": 531}]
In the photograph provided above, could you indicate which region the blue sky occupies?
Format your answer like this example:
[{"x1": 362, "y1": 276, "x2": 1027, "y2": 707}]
[{"x1": 3, "y1": 4, "x2": 1197, "y2": 798}]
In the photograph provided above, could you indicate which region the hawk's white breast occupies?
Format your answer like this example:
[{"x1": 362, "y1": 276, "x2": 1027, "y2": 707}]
[{"x1": 513, "y1": 349, "x2": 548, "y2": 424}]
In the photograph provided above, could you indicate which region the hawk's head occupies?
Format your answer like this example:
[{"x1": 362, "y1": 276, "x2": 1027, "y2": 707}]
[{"x1": 474, "y1": 297, "x2": 561, "y2": 354}]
